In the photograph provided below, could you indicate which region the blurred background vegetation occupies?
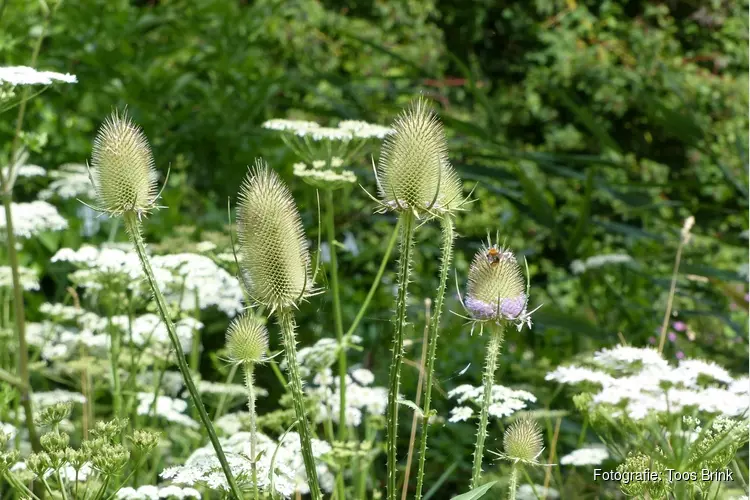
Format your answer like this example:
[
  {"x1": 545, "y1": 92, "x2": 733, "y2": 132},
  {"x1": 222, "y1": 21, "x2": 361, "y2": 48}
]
[{"x1": 2, "y1": 0, "x2": 748, "y2": 496}]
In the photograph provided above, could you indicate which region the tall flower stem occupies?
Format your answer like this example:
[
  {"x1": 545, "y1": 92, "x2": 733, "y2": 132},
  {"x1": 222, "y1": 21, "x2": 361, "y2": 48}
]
[
  {"x1": 242, "y1": 363, "x2": 260, "y2": 500},
  {"x1": 414, "y1": 217, "x2": 454, "y2": 499},
  {"x1": 123, "y1": 212, "x2": 242, "y2": 499},
  {"x1": 277, "y1": 307, "x2": 322, "y2": 500},
  {"x1": 387, "y1": 211, "x2": 416, "y2": 500},
  {"x1": 508, "y1": 463, "x2": 518, "y2": 500},
  {"x1": 106, "y1": 312, "x2": 123, "y2": 425},
  {"x1": 323, "y1": 189, "x2": 347, "y2": 438},
  {"x1": 470, "y1": 322, "x2": 505, "y2": 488}
]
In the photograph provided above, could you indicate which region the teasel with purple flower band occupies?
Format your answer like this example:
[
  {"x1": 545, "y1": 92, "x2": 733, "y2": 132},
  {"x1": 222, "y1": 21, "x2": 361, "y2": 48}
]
[{"x1": 457, "y1": 234, "x2": 538, "y2": 489}]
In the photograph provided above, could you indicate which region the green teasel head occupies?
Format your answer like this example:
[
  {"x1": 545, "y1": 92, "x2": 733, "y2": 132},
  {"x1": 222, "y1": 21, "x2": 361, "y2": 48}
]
[
  {"x1": 237, "y1": 159, "x2": 313, "y2": 311},
  {"x1": 375, "y1": 97, "x2": 464, "y2": 217},
  {"x1": 225, "y1": 313, "x2": 270, "y2": 365},
  {"x1": 503, "y1": 418, "x2": 544, "y2": 465},
  {"x1": 89, "y1": 110, "x2": 159, "y2": 218}
]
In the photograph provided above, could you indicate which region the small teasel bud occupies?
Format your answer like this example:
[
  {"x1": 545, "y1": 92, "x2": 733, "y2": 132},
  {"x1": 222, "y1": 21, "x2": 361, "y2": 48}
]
[
  {"x1": 92, "y1": 443, "x2": 129, "y2": 476},
  {"x1": 40, "y1": 431, "x2": 70, "y2": 453},
  {"x1": 129, "y1": 429, "x2": 161, "y2": 455},
  {"x1": 89, "y1": 110, "x2": 158, "y2": 217},
  {"x1": 503, "y1": 418, "x2": 544, "y2": 464},
  {"x1": 376, "y1": 98, "x2": 462, "y2": 215},
  {"x1": 26, "y1": 452, "x2": 52, "y2": 477},
  {"x1": 237, "y1": 159, "x2": 312, "y2": 311},
  {"x1": 466, "y1": 240, "x2": 531, "y2": 328},
  {"x1": 36, "y1": 402, "x2": 72, "y2": 427},
  {"x1": 226, "y1": 314, "x2": 269, "y2": 365}
]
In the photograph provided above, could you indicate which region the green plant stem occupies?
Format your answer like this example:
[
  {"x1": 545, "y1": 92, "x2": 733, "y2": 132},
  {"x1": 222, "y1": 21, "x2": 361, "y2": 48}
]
[
  {"x1": 508, "y1": 464, "x2": 518, "y2": 500},
  {"x1": 242, "y1": 363, "x2": 260, "y2": 500},
  {"x1": 344, "y1": 220, "x2": 400, "y2": 338},
  {"x1": 123, "y1": 211, "x2": 242, "y2": 499},
  {"x1": 323, "y1": 190, "x2": 347, "y2": 437},
  {"x1": 2, "y1": 194, "x2": 41, "y2": 454},
  {"x1": 414, "y1": 217, "x2": 454, "y2": 500},
  {"x1": 213, "y1": 362, "x2": 240, "y2": 420},
  {"x1": 470, "y1": 322, "x2": 505, "y2": 489},
  {"x1": 277, "y1": 307, "x2": 322, "y2": 500},
  {"x1": 387, "y1": 211, "x2": 416, "y2": 500},
  {"x1": 107, "y1": 315, "x2": 123, "y2": 425}
]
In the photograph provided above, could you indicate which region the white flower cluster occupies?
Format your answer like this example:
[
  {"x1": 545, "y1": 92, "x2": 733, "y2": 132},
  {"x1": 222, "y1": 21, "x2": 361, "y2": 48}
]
[
  {"x1": 262, "y1": 118, "x2": 392, "y2": 141},
  {"x1": 32, "y1": 390, "x2": 86, "y2": 408},
  {"x1": 198, "y1": 380, "x2": 267, "y2": 398},
  {"x1": 136, "y1": 393, "x2": 200, "y2": 430},
  {"x1": 161, "y1": 431, "x2": 334, "y2": 497},
  {"x1": 116, "y1": 485, "x2": 201, "y2": 499},
  {"x1": 570, "y1": 253, "x2": 634, "y2": 274},
  {"x1": 516, "y1": 484, "x2": 559, "y2": 500},
  {"x1": 0, "y1": 66, "x2": 77, "y2": 86},
  {"x1": 2, "y1": 164, "x2": 46, "y2": 179},
  {"x1": 447, "y1": 384, "x2": 537, "y2": 422},
  {"x1": 52, "y1": 246, "x2": 244, "y2": 315},
  {"x1": 546, "y1": 345, "x2": 749, "y2": 420},
  {"x1": 0, "y1": 201, "x2": 68, "y2": 238},
  {"x1": 308, "y1": 367, "x2": 387, "y2": 427},
  {"x1": 293, "y1": 158, "x2": 357, "y2": 187},
  {"x1": 559, "y1": 445, "x2": 609, "y2": 466},
  {"x1": 0, "y1": 265, "x2": 39, "y2": 290},
  {"x1": 39, "y1": 163, "x2": 97, "y2": 200},
  {"x1": 1, "y1": 422, "x2": 17, "y2": 440}
]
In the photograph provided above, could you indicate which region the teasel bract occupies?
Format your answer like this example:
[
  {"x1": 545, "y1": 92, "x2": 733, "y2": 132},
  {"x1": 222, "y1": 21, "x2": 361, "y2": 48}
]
[
  {"x1": 87, "y1": 110, "x2": 242, "y2": 499},
  {"x1": 236, "y1": 160, "x2": 322, "y2": 500},
  {"x1": 458, "y1": 235, "x2": 538, "y2": 489},
  {"x1": 225, "y1": 313, "x2": 270, "y2": 500},
  {"x1": 491, "y1": 418, "x2": 548, "y2": 500},
  {"x1": 371, "y1": 97, "x2": 465, "y2": 500}
]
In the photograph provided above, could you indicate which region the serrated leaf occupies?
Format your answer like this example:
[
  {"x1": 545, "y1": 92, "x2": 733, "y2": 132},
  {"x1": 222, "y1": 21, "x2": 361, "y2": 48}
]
[{"x1": 450, "y1": 481, "x2": 498, "y2": 500}]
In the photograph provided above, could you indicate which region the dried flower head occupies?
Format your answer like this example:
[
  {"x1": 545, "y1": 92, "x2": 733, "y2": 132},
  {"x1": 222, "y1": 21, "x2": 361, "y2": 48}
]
[
  {"x1": 376, "y1": 98, "x2": 462, "y2": 216},
  {"x1": 226, "y1": 313, "x2": 270, "y2": 365},
  {"x1": 465, "y1": 238, "x2": 534, "y2": 330},
  {"x1": 89, "y1": 110, "x2": 158, "y2": 218},
  {"x1": 503, "y1": 418, "x2": 544, "y2": 464},
  {"x1": 237, "y1": 159, "x2": 312, "y2": 311}
]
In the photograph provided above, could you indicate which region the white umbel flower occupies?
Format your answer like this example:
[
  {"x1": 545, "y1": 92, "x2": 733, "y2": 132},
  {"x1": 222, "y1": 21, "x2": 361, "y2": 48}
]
[
  {"x1": 0, "y1": 201, "x2": 68, "y2": 238},
  {"x1": 0, "y1": 66, "x2": 77, "y2": 86},
  {"x1": 560, "y1": 445, "x2": 609, "y2": 466}
]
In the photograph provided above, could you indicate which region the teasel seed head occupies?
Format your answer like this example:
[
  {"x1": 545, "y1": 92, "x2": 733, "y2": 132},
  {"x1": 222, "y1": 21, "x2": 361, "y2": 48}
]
[
  {"x1": 465, "y1": 237, "x2": 533, "y2": 329},
  {"x1": 503, "y1": 418, "x2": 544, "y2": 464},
  {"x1": 226, "y1": 313, "x2": 269, "y2": 365},
  {"x1": 89, "y1": 110, "x2": 158, "y2": 218},
  {"x1": 376, "y1": 98, "x2": 463, "y2": 216},
  {"x1": 237, "y1": 159, "x2": 313, "y2": 311}
]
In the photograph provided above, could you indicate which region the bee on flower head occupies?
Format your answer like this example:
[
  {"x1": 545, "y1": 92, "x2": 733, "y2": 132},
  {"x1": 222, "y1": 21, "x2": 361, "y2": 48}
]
[{"x1": 485, "y1": 246, "x2": 514, "y2": 266}]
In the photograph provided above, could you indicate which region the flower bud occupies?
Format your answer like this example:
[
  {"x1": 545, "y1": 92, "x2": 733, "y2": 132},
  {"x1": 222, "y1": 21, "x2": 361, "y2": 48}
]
[
  {"x1": 36, "y1": 402, "x2": 72, "y2": 427},
  {"x1": 40, "y1": 431, "x2": 70, "y2": 453},
  {"x1": 226, "y1": 313, "x2": 269, "y2": 365},
  {"x1": 129, "y1": 429, "x2": 161, "y2": 455},
  {"x1": 237, "y1": 159, "x2": 312, "y2": 311},
  {"x1": 377, "y1": 98, "x2": 462, "y2": 215},
  {"x1": 90, "y1": 110, "x2": 158, "y2": 217},
  {"x1": 503, "y1": 418, "x2": 543, "y2": 463}
]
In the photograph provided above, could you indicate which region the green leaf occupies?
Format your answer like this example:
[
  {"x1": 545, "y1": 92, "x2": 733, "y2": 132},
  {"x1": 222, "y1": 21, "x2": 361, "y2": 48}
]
[
  {"x1": 396, "y1": 398, "x2": 424, "y2": 418},
  {"x1": 450, "y1": 481, "x2": 498, "y2": 500},
  {"x1": 513, "y1": 162, "x2": 557, "y2": 230}
]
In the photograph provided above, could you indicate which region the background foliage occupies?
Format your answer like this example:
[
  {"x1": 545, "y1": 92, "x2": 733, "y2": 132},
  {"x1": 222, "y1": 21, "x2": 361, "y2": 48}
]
[{"x1": 2, "y1": 0, "x2": 748, "y2": 497}]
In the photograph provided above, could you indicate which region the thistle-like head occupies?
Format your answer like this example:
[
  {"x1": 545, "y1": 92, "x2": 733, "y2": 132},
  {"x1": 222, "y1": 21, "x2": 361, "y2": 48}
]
[
  {"x1": 376, "y1": 98, "x2": 463, "y2": 216},
  {"x1": 465, "y1": 237, "x2": 534, "y2": 330},
  {"x1": 225, "y1": 313, "x2": 269, "y2": 365},
  {"x1": 89, "y1": 110, "x2": 158, "y2": 218},
  {"x1": 503, "y1": 418, "x2": 545, "y2": 465},
  {"x1": 237, "y1": 159, "x2": 312, "y2": 311}
]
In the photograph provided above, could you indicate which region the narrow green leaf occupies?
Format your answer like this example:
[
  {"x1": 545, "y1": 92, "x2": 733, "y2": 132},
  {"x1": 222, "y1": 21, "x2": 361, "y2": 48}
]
[{"x1": 450, "y1": 481, "x2": 498, "y2": 500}]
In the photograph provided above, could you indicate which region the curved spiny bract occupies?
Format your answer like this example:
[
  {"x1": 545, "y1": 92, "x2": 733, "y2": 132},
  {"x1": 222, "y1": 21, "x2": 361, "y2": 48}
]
[
  {"x1": 236, "y1": 160, "x2": 312, "y2": 311},
  {"x1": 90, "y1": 110, "x2": 158, "y2": 217}
]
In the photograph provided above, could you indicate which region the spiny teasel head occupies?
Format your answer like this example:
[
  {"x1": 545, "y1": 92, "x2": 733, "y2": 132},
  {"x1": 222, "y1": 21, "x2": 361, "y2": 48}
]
[
  {"x1": 225, "y1": 313, "x2": 269, "y2": 365},
  {"x1": 89, "y1": 110, "x2": 158, "y2": 217},
  {"x1": 465, "y1": 237, "x2": 533, "y2": 329},
  {"x1": 237, "y1": 159, "x2": 312, "y2": 311},
  {"x1": 503, "y1": 418, "x2": 544, "y2": 464},
  {"x1": 376, "y1": 98, "x2": 463, "y2": 216}
]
